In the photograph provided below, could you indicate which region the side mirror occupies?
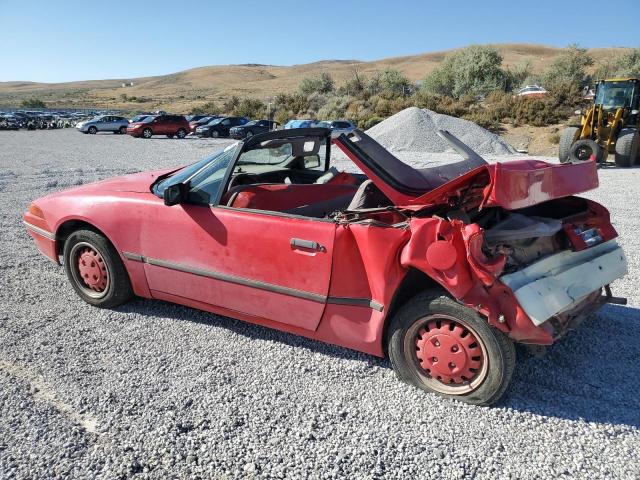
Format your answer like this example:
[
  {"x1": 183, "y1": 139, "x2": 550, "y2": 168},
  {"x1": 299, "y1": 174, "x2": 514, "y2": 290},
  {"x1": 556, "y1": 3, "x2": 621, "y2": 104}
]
[
  {"x1": 303, "y1": 155, "x2": 321, "y2": 169},
  {"x1": 164, "y1": 183, "x2": 188, "y2": 206}
]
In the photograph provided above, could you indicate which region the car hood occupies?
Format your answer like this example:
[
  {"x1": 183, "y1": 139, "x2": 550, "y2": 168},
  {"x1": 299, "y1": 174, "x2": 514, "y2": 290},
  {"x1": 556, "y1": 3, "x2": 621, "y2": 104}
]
[{"x1": 334, "y1": 130, "x2": 599, "y2": 210}]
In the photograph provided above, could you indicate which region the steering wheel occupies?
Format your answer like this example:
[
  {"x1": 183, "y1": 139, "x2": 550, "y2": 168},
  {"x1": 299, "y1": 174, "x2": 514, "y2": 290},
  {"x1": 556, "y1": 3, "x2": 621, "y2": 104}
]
[{"x1": 228, "y1": 173, "x2": 261, "y2": 189}]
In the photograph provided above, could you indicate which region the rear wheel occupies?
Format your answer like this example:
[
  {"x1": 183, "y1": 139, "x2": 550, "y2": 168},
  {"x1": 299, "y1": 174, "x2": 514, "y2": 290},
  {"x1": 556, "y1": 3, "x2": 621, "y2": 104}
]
[
  {"x1": 118, "y1": 126, "x2": 127, "y2": 134},
  {"x1": 142, "y1": 128, "x2": 152, "y2": 139},
  {"x1": 63, "y1": 229, "x2": 133, "y2": 308},
  {"x1": 176, "y1": 128, "x2": 187, "y2": 139},
  {"x1": 387, "y1": 292, "x2": 516, "y2": 406},
  {"x1": 559, "y1": 126, "x2": 580, "y2": 163},
  {"x1": 88, "y1": 126, "x2": 97, "y2": 134},
  {"x1": 569, "y1": 139, "x2": 603, "y2": 163},
  {"x1": 614, "y1": 129, "x2": 639, "y2": 168}
]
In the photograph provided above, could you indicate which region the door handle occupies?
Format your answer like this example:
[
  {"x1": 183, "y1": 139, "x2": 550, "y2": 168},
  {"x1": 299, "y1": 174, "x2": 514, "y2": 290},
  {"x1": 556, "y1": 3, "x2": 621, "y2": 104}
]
[{"x1": 290, "y1": 238, "x2": 324, "y2": 251}]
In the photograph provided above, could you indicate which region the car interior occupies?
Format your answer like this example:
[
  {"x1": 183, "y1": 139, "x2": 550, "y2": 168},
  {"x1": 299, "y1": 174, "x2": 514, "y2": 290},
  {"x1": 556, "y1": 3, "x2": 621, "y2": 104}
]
[{"x1": 219, "y1": 135, "x2": 393, "y2": 218}]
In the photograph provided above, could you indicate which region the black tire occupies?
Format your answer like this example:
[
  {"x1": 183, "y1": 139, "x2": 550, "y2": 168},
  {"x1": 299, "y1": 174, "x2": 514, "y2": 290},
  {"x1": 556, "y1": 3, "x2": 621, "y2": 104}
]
[
  {"x1": 118, "y1": 126, "x2": 127, "y2": 134},
  {"x1": 142, "y1": 128, "x2": 152, "y2": 139},
  {"x1": 559, "y1": 126, "x2": 580, "y2": 163},
  {"x1": 88, "y1": 126, "x2": 97, "y2": 135},
  {"x1": 245, "y1": 130, "x2": 254, "y2": 139},
  {"x1": 176, "y1": 128, "x2": 187, "y2": 139},
  {"x1": 569, "y1": 139, "x2": 603, "y2": 163},
  {"x1": 63, "y1": 229, "x2": 133, "y2": 308},
  {"x1": 614, "y1": 129, "x2": 639, "y2": 168},
  {"x1": 387, "y1": 292, "x2": 516, "y2": 406},
  {"x1": 211, "y1": 130, "x2": 219, "y2": 138}
]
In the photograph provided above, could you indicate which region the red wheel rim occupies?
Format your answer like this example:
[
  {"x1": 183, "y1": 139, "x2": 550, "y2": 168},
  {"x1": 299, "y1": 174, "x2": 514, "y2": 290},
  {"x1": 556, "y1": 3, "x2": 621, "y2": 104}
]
[
  {"x1": 404, "y1": 314, "x2": 488, "y2": 395},
  {"x1": 70, "y1": 242, "x2": 110, "y2": 299}
]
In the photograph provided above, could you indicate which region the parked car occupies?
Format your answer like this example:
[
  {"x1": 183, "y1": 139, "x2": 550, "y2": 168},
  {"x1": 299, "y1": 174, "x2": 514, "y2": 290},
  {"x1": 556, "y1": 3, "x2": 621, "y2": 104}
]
[
  {"x1": 77, "y1": 115, "x2": 130, "y2": 134},
  {"x1": 516, "y1": 85, "x2": 547, "y2": 97},
  {"x1": 23, "y1": 127, "x2": 628, "y2": 406},
  {"x1": 229, "y1": 120, "x2": 278, "y2": 139},
  {"x1": 189, "y1": 115, "x2": 219, "y2": 134},
  {"x1": 130, "y1": 114, "x2": 151, "y2": 123},
  {"x1": 126, "y1": 114, "x2": 190, "y2": 139},
  {"x1": 195, "y1": 117, "x2": 248, "y2": 138},
  {"x1": 0, "y1": 114, "x2": 21, "y2": 130},
  {"x1": 284, "y1": 119, "x2": 317, "y2": 129},
  {"x1": 186, "y1": 114, "x2": 210, "y2": 122},
  {"x1": 315, "y1": 120, "x2": 356, "y2": 136}
]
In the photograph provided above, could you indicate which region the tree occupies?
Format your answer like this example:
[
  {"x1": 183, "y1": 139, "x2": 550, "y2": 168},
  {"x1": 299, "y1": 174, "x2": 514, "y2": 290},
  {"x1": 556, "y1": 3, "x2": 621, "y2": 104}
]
[
  {"x1": 21, "y1": 97, "x2": 46, "y2": 108},
  {"x1": 223, "y1": 96, "x2": 240, "y2": 113},
  {"x1": 422, "y1": 45, "x2": 506, "y2": 98},
  {"x1": 299, "y1": 72, "x2": 334, "y2": 95},
  {"x1": 542, "y1": 44, "x2": 594, "y2": 89}
]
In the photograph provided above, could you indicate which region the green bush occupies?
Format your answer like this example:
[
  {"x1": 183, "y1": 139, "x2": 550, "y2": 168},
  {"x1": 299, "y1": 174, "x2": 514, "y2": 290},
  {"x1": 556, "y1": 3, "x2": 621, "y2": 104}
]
[
  {"x1": 422, "y1": 45, "x2": 507, "y2": 98},
  {"x1": 360, "y1": 116, "x2": 384, "y2": 130},
  {"x1": 190, "y1": 101, "x2": 219, "y2": 115},
  {"x1": 541, "y1": 44, "x2": 593, "y2": 89},
  {"x1": 21, "y1": 97, "x2": 46, "y2": 108},
  {"x1": 299, "y1": 72, "x2": 334, "y2": 95},
  {"x1": 233, "y1": 98, "x2": 266, "y2": 118}
]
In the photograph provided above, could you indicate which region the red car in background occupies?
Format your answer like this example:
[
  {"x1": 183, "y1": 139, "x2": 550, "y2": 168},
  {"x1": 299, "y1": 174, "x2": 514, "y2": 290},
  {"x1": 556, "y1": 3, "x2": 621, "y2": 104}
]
[
  {"x1": 127, "y1": 114, "x2": 190, "y2": 139},
  {"x1": 23, "y1": 127, "x2": 627, "y2": 405}
]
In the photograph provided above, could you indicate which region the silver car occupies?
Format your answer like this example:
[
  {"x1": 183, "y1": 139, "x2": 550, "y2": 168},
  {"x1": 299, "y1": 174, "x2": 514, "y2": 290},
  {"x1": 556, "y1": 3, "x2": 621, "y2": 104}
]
[
  {"x1": 316, "y1": 120, "x2": 356, "y2": 137},
  {"x1": 76, "y1": 115, "x2": 130, "y2": 134}
]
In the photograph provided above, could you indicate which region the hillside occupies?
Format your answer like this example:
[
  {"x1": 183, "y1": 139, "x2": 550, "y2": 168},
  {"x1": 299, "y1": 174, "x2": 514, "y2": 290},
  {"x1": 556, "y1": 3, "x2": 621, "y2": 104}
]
[{"x1": 0, "y1": 44, "x2": 631, "y2": 113}]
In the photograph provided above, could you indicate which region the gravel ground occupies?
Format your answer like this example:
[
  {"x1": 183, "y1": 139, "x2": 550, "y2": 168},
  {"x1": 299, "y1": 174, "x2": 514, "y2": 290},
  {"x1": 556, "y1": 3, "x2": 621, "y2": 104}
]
[{"x1": 1, "y1": 129, "x2": 639, "y2": 479}]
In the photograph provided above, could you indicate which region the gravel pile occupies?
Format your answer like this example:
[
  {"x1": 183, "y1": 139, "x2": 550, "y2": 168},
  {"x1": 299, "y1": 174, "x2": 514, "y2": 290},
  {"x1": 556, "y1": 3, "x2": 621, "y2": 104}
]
[
  {"x1": 366, "y1": 107, "x2": 516, "y2": 155},
  {"x1": 0, "y1": 130, "x2": 639, "y2": 479}
]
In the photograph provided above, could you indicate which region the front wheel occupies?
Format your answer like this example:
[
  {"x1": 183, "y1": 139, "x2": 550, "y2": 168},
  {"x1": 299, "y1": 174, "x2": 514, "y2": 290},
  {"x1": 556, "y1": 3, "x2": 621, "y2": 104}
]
[
  {"x1": 63, "y1": 229, "x2": 133, "y2": 308},
  {"x1": 387, "y1": 292, "x2": 516, "y2": 406},
  {"x1": 615, "y1": 129, "x2": 639, "y2": 168},
  {"x1": 88, "y1": 126, "x2": 97, "y2": 134},
  {"x1": 142, "y1": 128, "x2": 152, "y2": 139},
  {"x1": 176, "y1": 128, "x2": 187, "y2": 139},
  {"x1": 211, "y1": 130, "x2": 219, "y2": 138}
]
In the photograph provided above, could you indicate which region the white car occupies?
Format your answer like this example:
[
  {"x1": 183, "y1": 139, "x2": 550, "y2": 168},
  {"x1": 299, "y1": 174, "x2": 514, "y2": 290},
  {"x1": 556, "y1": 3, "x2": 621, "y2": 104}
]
[
  {"x1": 76, "y1": 115, "x2": 130, "y2": 134},
  {"x1": 516, "y1": 85, "x2": 547, "y2": 97},
  {"x1": 316, "y1": 120, "x2": 356, "y2": 137}
]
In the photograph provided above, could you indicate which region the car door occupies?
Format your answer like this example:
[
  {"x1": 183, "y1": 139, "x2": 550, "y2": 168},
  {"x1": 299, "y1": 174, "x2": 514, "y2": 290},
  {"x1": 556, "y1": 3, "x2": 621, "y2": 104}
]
[
  {"x1": 138, "y1": 141, "x2": 335, "y2": 331},
  {"x1": 97, "y1": 116, "x2": 110, "y2": 131}
]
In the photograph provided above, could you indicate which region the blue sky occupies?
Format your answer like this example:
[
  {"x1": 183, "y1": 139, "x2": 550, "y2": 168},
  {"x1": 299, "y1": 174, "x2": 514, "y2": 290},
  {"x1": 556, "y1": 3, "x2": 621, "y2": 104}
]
[{"x1": 1, "y1": 0, "x2": 638, "y2": 83}]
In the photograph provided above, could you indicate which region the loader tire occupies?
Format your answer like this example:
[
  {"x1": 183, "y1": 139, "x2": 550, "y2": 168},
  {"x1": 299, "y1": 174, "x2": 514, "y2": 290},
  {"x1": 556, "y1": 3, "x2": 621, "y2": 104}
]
[
  {"x1": 569, "y1": 139, "x2": 603, "y2": 163},
  {"x1": 559, "y1": 126, "x2": 580, "y2": 164},
  {"x1": 614, "y1": 129, "x2": 639, "y2": 168}
]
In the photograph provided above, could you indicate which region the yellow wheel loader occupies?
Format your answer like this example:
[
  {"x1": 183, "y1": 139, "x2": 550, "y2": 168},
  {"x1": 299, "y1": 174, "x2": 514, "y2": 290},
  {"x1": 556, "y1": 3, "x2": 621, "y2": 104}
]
[{"x1": 559, "y1": 78, "x2": 640, "y2": 167}]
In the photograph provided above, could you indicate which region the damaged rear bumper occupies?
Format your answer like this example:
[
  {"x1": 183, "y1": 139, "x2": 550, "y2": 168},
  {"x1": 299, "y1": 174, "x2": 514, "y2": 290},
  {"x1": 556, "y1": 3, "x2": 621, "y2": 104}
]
[{"x1": 500, "y1": 239, "x2": 628, "y2": 327}]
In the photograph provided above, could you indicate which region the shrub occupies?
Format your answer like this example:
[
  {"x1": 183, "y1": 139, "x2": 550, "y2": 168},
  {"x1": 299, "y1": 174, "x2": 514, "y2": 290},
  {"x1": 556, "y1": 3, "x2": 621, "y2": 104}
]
[
  {"x1": 299, "y1": 72, "x2": 334, "y2": 95},
  {"x1": 21, "y1": 97, "x2": 46, "y2": 108},
  {"x1": 422, "y1": 45, "x2": 507, "y2": 99},
  {"x1": 360, "y1": 116, "x2": 384, "y2": 130},
  {"x1": 369, "y1": 68, "x2": 411, "y2": 96},
  {"x1": 549, "y1": 132, "x2": 560, "y2": 144},
  {"x1": 273, "y1": 93, "x2": 309, "y2": 117},
  {"x1": 542, "y1": 44, "x2": 593, "y2": 89},
  {"x1": 190, "y1": 101, "x2": 219, "y2": 115},
  {"x1": 223, "y1": 96, "x2": 240, "y2": 113},
  {"x1": 233, "y1": 98, "x2": 266, "y2": 118}
]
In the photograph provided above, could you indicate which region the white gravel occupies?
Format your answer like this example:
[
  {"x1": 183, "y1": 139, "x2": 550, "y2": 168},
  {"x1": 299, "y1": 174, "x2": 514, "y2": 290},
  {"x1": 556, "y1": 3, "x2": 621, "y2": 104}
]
[
  {"x1": 366, "y1": 107, "x2": 516, "y2": 155},
  {"x1": 0, "y1": 129, "x2": 639, "y2": 479}
]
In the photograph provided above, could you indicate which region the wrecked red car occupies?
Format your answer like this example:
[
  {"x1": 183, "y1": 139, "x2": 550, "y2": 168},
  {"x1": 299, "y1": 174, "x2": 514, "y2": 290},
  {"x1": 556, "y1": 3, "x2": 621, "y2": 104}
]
[{"x1": 23, "y1": 128, "x2": 627, "y2": 405}]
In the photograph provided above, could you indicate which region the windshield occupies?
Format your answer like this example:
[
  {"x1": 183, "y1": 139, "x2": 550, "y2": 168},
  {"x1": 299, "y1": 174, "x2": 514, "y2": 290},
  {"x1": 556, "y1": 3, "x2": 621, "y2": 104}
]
[
  {"x1": 243, "y1": 120, "x2": 258, "y2": 126},
  {"x1": 130, "y1": 115, "x2": 148, "y2": 122},
  {"x1": 207, "y1": 118, "x2": 223, "y2": 125},
  {"x1": 153, "y1": 143, "x2": 240, "y2": 197},
  {"x1": 595, "y1": 81, "x2": 635, "y2": 109},
  {"x1": 142, "y1": 116, "x2": 157, "y2": 123},
  {"x1": 340, "y1": 130, "x2": 487, "y2": 194}
]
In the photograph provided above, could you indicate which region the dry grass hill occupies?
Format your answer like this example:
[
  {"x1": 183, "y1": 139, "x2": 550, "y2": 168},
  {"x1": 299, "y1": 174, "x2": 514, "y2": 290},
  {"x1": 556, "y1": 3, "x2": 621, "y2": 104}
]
[{"x1": 0, "y1": 44, "x2": 631, "y2": 112}]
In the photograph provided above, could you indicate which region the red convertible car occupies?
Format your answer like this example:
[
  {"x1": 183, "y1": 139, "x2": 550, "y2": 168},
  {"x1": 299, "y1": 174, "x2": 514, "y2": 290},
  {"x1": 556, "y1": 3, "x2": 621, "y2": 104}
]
[{"x1": 23, "y1": 128, "x2": 628, "y2": 405}]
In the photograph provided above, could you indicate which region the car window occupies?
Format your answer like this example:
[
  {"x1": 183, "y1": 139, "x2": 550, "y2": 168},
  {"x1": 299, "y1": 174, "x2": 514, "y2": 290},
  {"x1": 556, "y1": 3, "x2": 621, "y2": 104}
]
[
  {"x1": 187, "y1": 145, "x2": 239, "y2": 204},
  {"x1": 334, "y1": 121, "x2": 351, "y2": 129},
  {"x1": 221, "y1": 119, "x2": 231, "y2": 126}
]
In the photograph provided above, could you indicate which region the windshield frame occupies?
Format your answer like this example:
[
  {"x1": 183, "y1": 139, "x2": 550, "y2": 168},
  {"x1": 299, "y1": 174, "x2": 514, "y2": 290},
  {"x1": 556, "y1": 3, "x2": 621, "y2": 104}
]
[
  {"x1": 152, "y1": 142, "x2": 241, "y2": 198},
  {"x1": 595, "y1": 80, "x2": 635, "y2": 109}
]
